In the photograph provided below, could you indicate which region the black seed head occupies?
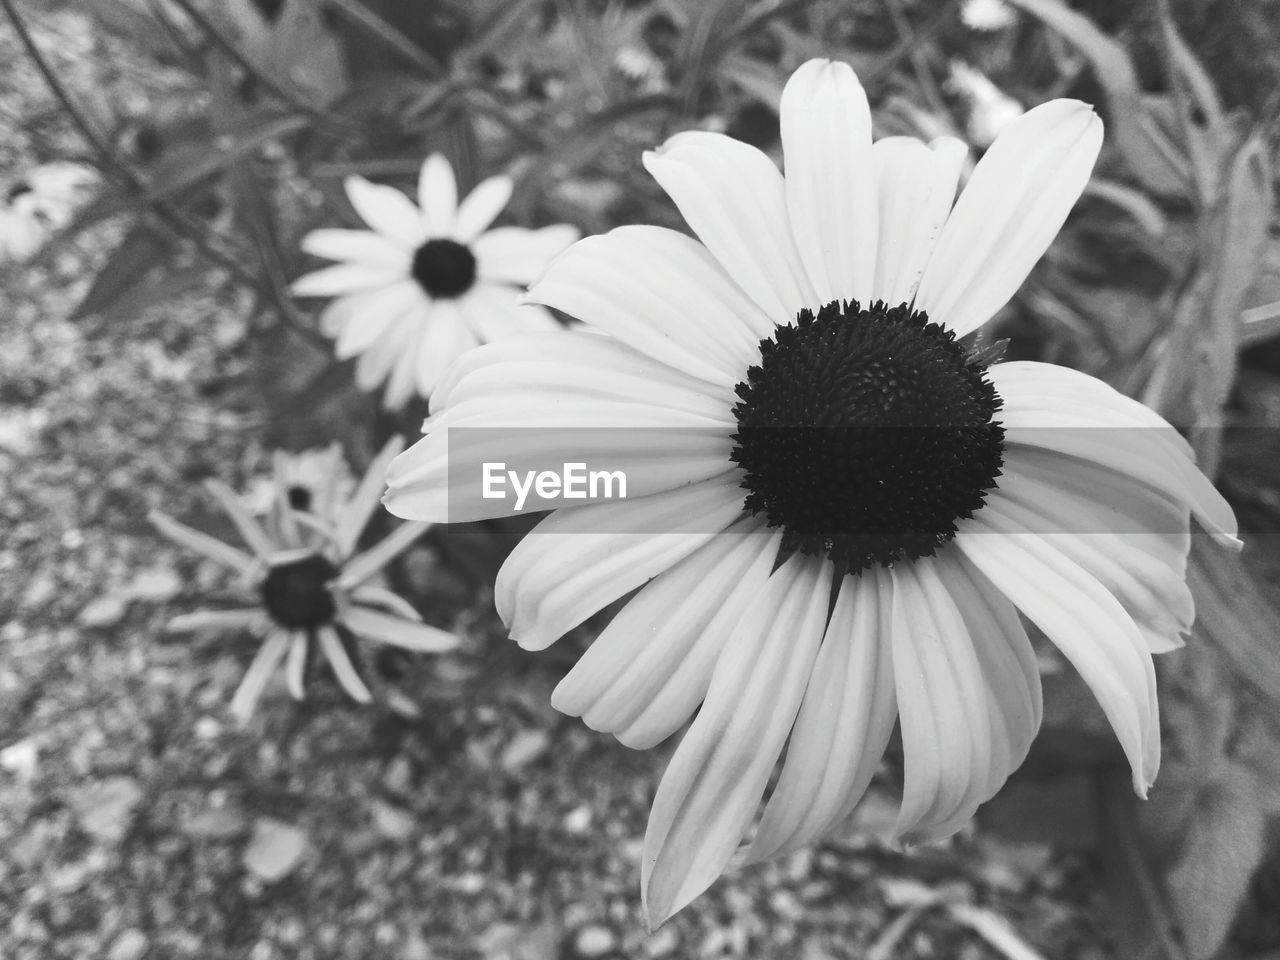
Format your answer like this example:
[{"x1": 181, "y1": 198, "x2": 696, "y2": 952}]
[
  {"x1": 411, "y1": 239, "x2": 477, "y2": 298},
  {"x1": 730, "y1": 299, "x2": 1005, "y2": 576},
  {"x1": 259, "y1": 553, "x2": 340, "y2": 629}
]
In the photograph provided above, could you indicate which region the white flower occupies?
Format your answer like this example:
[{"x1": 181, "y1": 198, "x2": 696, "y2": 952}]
[
  {"x1": 0, "y1": 162, "x2": 98, "y2": 264},
  {"x1": 291, "y1": 154, "x2": 580, "y2": 409},
  {"x1": 152, "y1": 437, "x2": 456, "y2": 722},
  {"x1": 382, "y1": 59, "x2": 1240, "y2": 926}
]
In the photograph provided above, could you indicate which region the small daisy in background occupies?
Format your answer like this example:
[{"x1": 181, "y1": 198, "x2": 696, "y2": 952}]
[
  {"x1": 384, "y1": 59, "x2": 1240, "y2": 925},
  {"x1": 960, "y1": 0, "x2": 1018, "y2": 32},
  {"x1": 0, "y1": 161, "x2": 98, "y2": 264},
  {"x1": 291, "y1": 154, "x2": 580, "y2": 409},
  {"x1": 151, "y1": 437, "x2": 456, "y2": 723}
]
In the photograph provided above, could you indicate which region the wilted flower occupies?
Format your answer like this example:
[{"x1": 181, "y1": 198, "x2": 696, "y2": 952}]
[
  {"x1": 383, "y1": 59, "x2": 1239, "y2": 925},
  {"x1": 291, "y1": 154, "x2": 580, "y2": 409},
  {"x1": 152, "y1": 437, "x2": 456, "y2": 722}
]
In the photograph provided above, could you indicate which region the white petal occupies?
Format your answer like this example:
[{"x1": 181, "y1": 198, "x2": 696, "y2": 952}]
[
  {"x1": 338, "y1": 520, "x2": 431, "y2": 590},
  {"x1": 744, "y1": 566, "x2": 897, "y2": 864},
  {"x1": 458, "y1": 284, "x2": 560, "y2": 343},
  {"x1": 992, "y1": 361, "x2": 1239, "y2": 547},
  {"x1": 356, "y1": 306, "x2": 419, "y2": 397},
  {"x1": 230, "y1": 630, "x2": 290, "y2": 724},
  {"x1": 417, "y1": 154, "x2": 457, "y2": 237},
  {"x1": 473, "y1": 224, "x2": 581, "y2": 286},
  {"x1": 381, "y1": 310, "x2": 429, "y2": 410},
  {"x1": 317, "y1": 624, "x2": 372, "y2": 703},
  {"x1": 285, "y1": 632, "x2": 308, "y2": 700},
  {"x1": 349, "y1": 585, "x2": 422, "y2": 622},
  {"x1": 149, "y1": 510, "x2": 256, "y2": 576},
  {"x1": 525, "y1": 225, "x2": 771, "y2": 387},
  {"x1": 434, "y1": 329, "x2": 734, "y2": 425},
  {"x1": 333, "y1": 281, "x2": 423, "y2": 360},
  {"x1": 345, "y1": 175, "x2": 427, "y2": 248},
  {"x1": 915, "y1": 100, "x2": 1102, "y2": 336},
  {"x1": 412, "y1": 300, "x2": 475, "y2": 399},
  {"x1": 889, "y1": 557, "x2": 996, "y2": 843},
  {"x1": 957, "y1": 501, "x2": 1159, "y2": 794},
  {"x1": 780, "y1": 59, "x2": 878, "y2": 304},
  {"x1": 334, "y1": 435, "x2": 407, "y2": 559},
  {"x1": 494, "y1": 478, "x2": 747, "y2": 650},
  {"x1": 166, "y1": 608, "x2": 265, "y2": 635},
  {"x1": 342, "y1": 604, "x2": 457, "y2": 652},
  {"x1": 291, "y1": 262, "x2": 404, "y2": 298},
  {"x1": 203, "y1": 479, "x2": 276, "y2": 559},
  {"x1": 300, "y1": 228, "x2": 411, "y2": 267},
  {"x1": 871, "y1": 136, "x2": 967, "y2": 306},
  {"x1": 998, "y1": 451, "x2": 1195, "y2": 650},
  {"x1": 643, "y1": 133, "x2": 814, "y2": 321},
  {"x1": 552, "y1": 520, "x2": 780, "y2": 748},
  {"x1": 453, "y1": 175, "x2": 513, "y2": 242},
  {"x1": 383, "y1": 403, "x2": 737, "y2": 523},
  {"x1": 642, "y1": 555, "x2": 832, "y2": 928}
]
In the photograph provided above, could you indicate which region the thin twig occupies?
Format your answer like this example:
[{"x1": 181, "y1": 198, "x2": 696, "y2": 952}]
[
  {"x1": 323, "y1": 0, "x2": 443, "y2": 77},
  {"x1": 2, "y1": 0, "x2": 325, "y2": 349},
  {"x1": 863, "y1": 0, "x2": 962, "y2": 86}
]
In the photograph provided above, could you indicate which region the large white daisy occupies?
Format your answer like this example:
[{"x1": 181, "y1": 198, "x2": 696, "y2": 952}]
[
  {"x1": 382, "y1": 59, "x2": 1240, "y2": 926},
  {"x1": 152, "y1": 437, "x2": 456, "y2": 722},
  {"x1": 291, "y1": 154, "x2": 580, "y2": 409}
]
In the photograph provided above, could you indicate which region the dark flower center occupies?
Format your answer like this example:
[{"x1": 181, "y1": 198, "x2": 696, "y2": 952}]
[
  {"x1": 730, "y1": 299, "x2": 1005, "y2": 576},
  {"x1": 286, "y1": 485, "x2": 312, "y2": 511},
  {"x1": 260, "y1": 553, "x2": 339, "y2": 629},
  {"x1": 411, "y1": 239, "x2": 477, "y2": 298}
]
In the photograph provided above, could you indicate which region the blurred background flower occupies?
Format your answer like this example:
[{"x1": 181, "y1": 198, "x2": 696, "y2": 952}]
[{"x1": 150, "y1": 436, "x2": 454, "y2": 721}]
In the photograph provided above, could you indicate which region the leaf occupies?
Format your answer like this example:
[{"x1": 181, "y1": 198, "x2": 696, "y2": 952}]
[
  {"x1": 1001, "y1": 0, "x2": 1191, "y2": 197},
  {"x1": 242, "y1": 817, "x2": 309, "y2": 882},
  {"x1": 1187, "y1": 538, "x2": 1280, "y2": 715},
  {"x1": 1164, "y1": 769, "x2": 1268, "y2": 959},
  {"x1": 71, "y1": 223, "x2": 169, "y2": 321}
]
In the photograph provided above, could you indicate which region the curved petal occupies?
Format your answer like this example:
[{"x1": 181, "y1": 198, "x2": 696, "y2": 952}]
[
  {"x1": 889, "y1": 557, "x2": 996, "y2": 843},
  {"x1": 453, "y1": 175, "x2": 513, "y2": 242},
  {"x1": 552, "y1": 520, "x2": 780, "y2": 749},
  {"x1": 435, "y1": 329, "x2": 734, "y2": 425},
  {"x1": 992, "y1": 361, "x2": 1239, "y2": 548},
  {"x1": 473, "y1": 224, "x2": 581, "y2": 286},
  {"x1": 744, "y1": 566, "x2": 897, "y2": 864},
  {"x1": 342, "y1": 604, "x2": 457, "y2": 652},
  {"x1": 230, "y1": 630, "x2": 290, "y2": 724},
  {"x1": 998, "y1": 451, "x2": 1195, "y2": 651},
  {"x1": 780, "y1": 59, "x2": 878, "y2": 304},
  {"x1": 411, "y1": 301, "x2": 475, "y2": 399},
  {"x1": 642, "y1": 554, "x2": 832, "y2": 928},
  {"x1": 345, "y1": 175, "x2": 427, "y2": 249},
  {"x1": 285, "y1": 631, "x2": 308, "y2": 700},
  {"x1": 382, "y1": 312, "x2": 428, "y2": 410},
  {"x1": 914, "y1": 99, "x2": 1102, "y2": 337},
  {"x1": 383, "y1": 400, "x2": 737, "y2": 523},
  {"x1": 355, "y1": 303, "x2": 417, "y2": 395},
  {"x1": 871, "y1": 136, "x2": 967, "y2": 307},
  {"x1": 525, "y1": 225, "x2": 771, "y2": 387},
  {"x1": 300, "y1": 228, "x2": 411, "y2": 266},
  {"x1": 417, "y1": 153, "x2": 457, "y2": 237},
  {"x1": 957, "y1": 501, "x2": 1160, "y2": 795},
  {"x1": 291, "y1": 263, "x2": 405, "y2": 298},
  {"x1": 333, "y1": 281, "x2": 423, "y2": 360},
  {"x1": 494, "y1": 478, "x2": 747, "y2": 651},
  {"x1": 317, "y1": 624, "x2": 373, "y2": 703},
  {"x1": 458, "y1": 284, "x2": 561, "y2": 342},
  {"x1": 643, "y1": 132, "x2": 814, "y2": 321}
]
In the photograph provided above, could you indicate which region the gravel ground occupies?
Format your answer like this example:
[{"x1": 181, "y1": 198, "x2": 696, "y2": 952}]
[{"x1": 0, "y1": 7, "x2": 1112, "y2": 959}]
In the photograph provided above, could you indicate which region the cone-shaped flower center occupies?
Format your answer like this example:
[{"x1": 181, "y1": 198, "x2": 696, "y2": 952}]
[
  {"x1": 731, "y1": 300, "x2": 1005, "y2": 576},
  {"x1": 412, "y1": 239, "x2": 477, "y2": 298},
  {"x1": 260, "y1": 553, "x2": 339, "y2": 629}
]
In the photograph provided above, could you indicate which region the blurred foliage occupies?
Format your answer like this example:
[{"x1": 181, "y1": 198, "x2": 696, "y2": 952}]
[{"x1": 5, "y1": 0, "x2": 1280, "y2": 956}]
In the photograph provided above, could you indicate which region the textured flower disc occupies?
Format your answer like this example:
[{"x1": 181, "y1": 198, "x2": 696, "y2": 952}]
[
  {"x1": 260, "y1": 553, "x2": 340, "y2": 629},
  {"x1": 731, "y1": 299, "x2": 1004, "y2": 575},
  {"x1": 411, "y1": 239, "x2": 477, "y2": 298}
]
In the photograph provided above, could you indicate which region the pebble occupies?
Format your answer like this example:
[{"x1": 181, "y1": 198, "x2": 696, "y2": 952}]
[
  {"x1": 574, "y1": 924, "x2": 616, "y2": 957},
  {"x1": 107, "y1": 928, "x2": 149, "y2": 960},
  {"x1": 77, "y1": 595, "x2": 127, "y2": 629}
]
